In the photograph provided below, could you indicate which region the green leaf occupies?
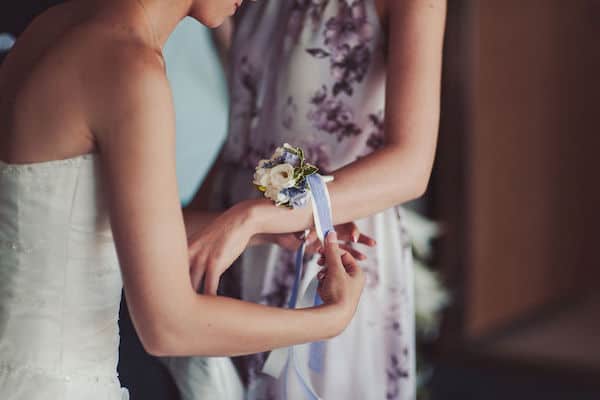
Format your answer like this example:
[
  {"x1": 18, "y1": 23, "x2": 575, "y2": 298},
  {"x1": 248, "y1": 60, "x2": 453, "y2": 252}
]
[
  {"x1": 283, "y1": 143, "x2": 300, "y2": 156},
  {"x1": 293, "y1": 167, "x2": 303, "y2": 181},
  {"x1": 303, "y1": 164, "x2": 319, "y2": 176}
]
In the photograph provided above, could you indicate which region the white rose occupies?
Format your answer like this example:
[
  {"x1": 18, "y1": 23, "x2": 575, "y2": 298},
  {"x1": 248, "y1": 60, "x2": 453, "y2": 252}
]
[
  {"x1": 264, "y1": 187, "x2": 278, "y2": 201},
  {"x1": 269, "y1": 164, "x2": 296, "y2": 190},
  {"x1": 253, "y1": 168, "x2": 271, "y2": 187}
]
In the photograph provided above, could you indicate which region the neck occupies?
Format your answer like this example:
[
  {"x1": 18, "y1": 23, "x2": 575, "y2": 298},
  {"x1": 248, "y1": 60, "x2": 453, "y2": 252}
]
[{"x1": 134, "y1": 0, "x2": 193, "y2": 48}]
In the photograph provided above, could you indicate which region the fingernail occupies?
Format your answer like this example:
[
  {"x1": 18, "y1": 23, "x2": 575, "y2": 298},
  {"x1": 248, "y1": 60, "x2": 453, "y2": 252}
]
[
  {"x1": 353, "y1": 233, "x2": 359, "y2": 243},
  {"x1": 326, "y1": 231, "x2": 337, "y2": 243}
]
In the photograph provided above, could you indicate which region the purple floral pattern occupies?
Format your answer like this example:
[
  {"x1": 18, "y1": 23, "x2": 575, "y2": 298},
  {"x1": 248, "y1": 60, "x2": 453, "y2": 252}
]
[
  {"x1": 214, "y1": 1, "x2": 416, "y2": 399},
  {"x1": 387, "y1": 351, "x2": 411, "y2": 400},
  {"x1": 288, "y1": 0, "x2": 330, "y2": 39},
  {"x1": 366, "y1": 110, "x2": 385, "y2": 150},
  {"x1": 307, "y1": 85, "x2": 362, "y2": 141},
  {"x1": 306, "y1": 0, "x2": 374, "y2": 96}
]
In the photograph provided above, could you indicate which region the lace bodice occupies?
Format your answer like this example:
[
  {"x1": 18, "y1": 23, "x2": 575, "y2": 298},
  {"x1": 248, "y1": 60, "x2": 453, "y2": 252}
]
[{"x1": 0, "y1": 155, "x2": 128, "y2": 399}]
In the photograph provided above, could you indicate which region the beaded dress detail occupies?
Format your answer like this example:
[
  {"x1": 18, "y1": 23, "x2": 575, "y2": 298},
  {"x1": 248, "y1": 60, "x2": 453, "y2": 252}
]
[{"x1": 0, "y1": 155, "x2": 128, "y2": 400}]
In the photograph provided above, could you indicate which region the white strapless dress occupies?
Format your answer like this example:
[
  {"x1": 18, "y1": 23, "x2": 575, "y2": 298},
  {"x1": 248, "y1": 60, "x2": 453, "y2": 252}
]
[{"x1": 0, "y1": 155, "x2": 128, "y2": 399}]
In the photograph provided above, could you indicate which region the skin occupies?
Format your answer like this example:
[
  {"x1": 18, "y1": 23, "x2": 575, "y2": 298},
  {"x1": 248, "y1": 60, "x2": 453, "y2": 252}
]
[
  {"x1": 0, "y1": 0, "x2": 365, "y2": 357},
  {"x1": 186, "y1": 0, "x2": 448, "y2": 294}
]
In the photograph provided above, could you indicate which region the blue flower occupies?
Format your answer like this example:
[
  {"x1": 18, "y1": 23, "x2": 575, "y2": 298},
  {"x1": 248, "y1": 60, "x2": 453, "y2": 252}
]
[
  {"x1": 276, "y1": 151, "x2": 300, "y2": 167},
  {"x1": 281, "y1": 186, "x2": 311, "y2": 208},
  {"x1": 290, "y1": 190, "x2": 311, "y2": 208}
]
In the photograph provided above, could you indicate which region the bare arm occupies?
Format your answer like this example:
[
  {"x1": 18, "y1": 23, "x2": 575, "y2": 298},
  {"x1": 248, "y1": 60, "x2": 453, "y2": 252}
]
[
  {"x1": 185, "y1": 1, "x2": 446, "y2": 293},
  {"x1": 89, "y1": 50, "x2": 363, "y2": 357},
  {"x1": 225, "y1": 0, "x2": 447, "y2": 234}
]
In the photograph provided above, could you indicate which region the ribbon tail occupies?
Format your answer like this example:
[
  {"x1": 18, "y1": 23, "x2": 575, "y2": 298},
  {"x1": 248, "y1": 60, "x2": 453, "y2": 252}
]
[
  {"x1": 263, "y1": 241, "x2": 307, "y2": 379},
  {"x1": 282, "y1": 348, "x2": 322, "y2": 400},
  {"x1": 264, "y1": 174, "x2": 334, "y2": 396}
]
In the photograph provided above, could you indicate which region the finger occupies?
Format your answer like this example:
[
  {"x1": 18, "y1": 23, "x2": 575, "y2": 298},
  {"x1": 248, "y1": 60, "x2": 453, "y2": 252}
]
[
  {"x1": 324, "y1": 231, "x2": 344, "y2": 272},
  {"x1": 349, "y1": 224, "x2": 360, "y2": 243},
  {"x1": 317, "y1": 268, "x2": 328, "y2": 281},
  {"x1": 339, "y1": 244, "x2": 367, "y2": 261},
  {"x1": 306, "y1": 230, "x2": 319, "y2": 245},
  {"x1": 334, "y1": 222, "x2": 358, "y2": 243},
  {"x1": 203, "y1": 269, "x2": 221, "y2": 296},
  {"x1": 357, "y1": 233, "x2": 376, "y2": 247},
  {"x1": 305, "y1": 240, "x2": 321, "y2": 256},
  {"x1": 317, "y1": 255, "x2": 325, "y2": 266},
  {"x1": 188, "y1": 251, "x2": 206, "y2": 289},
  {"x1": 191, "y1": 260, "x2": 207, "y2": 292},
  {"x1": 340, "y1": 252, "x2": 360, "y2": 277}
]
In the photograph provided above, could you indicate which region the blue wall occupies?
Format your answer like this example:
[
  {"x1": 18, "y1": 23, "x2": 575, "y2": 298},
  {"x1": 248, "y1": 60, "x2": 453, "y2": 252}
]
[{"x1": 164, "y1": 18, "x2": 229, "y2": 205}]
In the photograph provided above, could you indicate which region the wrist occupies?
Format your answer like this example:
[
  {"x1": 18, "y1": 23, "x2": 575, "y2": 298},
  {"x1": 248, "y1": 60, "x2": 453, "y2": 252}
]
[
  {"x1": 249, "y1": 233, "x2": 273, "y2": 247},
  {"x1": 232, "y1": 199, "x2": 265, "y2": 237},
  {"x1": 313, "y1": 303, "x2": 350, "y2": 339},
  {"x1": 243, "y1": 198, "x2": 314, "y2": 235},
  {"x1": 237, "y1": 199, "x2": 267, "y2": 234}
]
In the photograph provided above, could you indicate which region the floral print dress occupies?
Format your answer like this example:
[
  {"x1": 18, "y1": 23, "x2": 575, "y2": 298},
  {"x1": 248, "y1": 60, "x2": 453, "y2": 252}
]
[{"x1": 199, "y1": 1, "x2": 414, "y2": 399}]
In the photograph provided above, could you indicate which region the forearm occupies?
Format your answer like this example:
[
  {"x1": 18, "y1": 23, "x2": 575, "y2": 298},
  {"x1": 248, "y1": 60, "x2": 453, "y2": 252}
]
[
  {"x1": 245, "y1": 143, "x2": 434, "y2": 235},
  {"x1": 149, "y1": 293, "x2": 345, "y2": 357},
  {"x1": 327, "y1": 144, "x2": 432, "y2": 222}
]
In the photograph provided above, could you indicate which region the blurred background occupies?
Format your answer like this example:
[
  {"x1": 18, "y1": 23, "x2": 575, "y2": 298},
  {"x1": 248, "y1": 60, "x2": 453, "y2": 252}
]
[{"x1": 2, "y1": 1, "x2": 599, "y2": 399}]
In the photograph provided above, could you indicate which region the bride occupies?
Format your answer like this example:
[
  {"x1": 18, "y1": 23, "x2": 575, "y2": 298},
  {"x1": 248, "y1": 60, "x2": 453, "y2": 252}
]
[{"x1": 0, "y1": 0, "x2": 366, "y2": 399}]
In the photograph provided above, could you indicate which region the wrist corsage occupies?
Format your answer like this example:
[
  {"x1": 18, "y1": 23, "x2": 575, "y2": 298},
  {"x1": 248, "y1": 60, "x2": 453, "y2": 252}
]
[
  {"x1": 257, "y1": 144, "x2": 335, "y2": 391},
  {"x1": 253, "y1": 143, "x2": 332, "y2": 209}
]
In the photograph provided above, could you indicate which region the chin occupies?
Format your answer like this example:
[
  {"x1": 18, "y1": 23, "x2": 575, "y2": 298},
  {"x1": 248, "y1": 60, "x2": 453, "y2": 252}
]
[
  {"x1": 195, "y1": 11, "x2": 228, "y2": 28},
  {"x1": 203, "y1": 17, "x2": 225, "y2": 29},
  {"x1": 191, "y1": 0, "x2": 236, "y2": 28}
]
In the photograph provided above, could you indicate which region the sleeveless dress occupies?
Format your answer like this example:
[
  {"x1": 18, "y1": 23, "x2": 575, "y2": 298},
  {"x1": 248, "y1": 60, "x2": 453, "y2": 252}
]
[
  {"x1": 170, "y1": 1, "x2": 416, "y2": 399},
  {"x1": 0, "y1": 155, "x2": 129, "y2": 400}
]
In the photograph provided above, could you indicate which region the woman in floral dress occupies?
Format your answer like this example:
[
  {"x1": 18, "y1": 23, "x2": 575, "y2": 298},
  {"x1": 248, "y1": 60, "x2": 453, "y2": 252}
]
[{"x1": 168, "y1": 1, "x2": 447, "y2": 399}]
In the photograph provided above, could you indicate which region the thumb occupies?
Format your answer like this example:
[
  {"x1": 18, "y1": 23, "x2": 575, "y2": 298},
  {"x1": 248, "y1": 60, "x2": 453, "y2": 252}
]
[
  {"x1": 204, "y1": 269, "x2": 220, "y2": 296},
  {"x1": 324, "y1": 231, "x2": 343, "y2": 272}
]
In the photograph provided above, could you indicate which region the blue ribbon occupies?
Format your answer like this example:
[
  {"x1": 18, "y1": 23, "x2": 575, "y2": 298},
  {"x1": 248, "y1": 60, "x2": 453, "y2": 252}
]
[
  {"x1": 279, "y1": 174, "x2": 334, "y2": 400},
  {"x1": 305, "y1": 174, "x2": 333, "y2": 374}
]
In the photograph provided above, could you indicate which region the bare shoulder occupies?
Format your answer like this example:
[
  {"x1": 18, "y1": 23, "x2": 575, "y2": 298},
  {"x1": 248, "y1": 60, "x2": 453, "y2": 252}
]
[{"x1": 83, "y1": 40, "x2": 172, "y2": 140}]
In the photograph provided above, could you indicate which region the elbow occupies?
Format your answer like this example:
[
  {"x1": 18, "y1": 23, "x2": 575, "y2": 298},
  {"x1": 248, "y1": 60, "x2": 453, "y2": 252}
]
[
  {"x1": 412, "y1": 176, "x2": 430, "y2": 200},
  {"x1": 135, "y1": 315, "x2": 185, "y2": 357},
  {"x1": 139, "y1": 326, "x2": 177, "y2": 357},
  {"x1": 129, "y1": 292, "x2": 201, "y2": 357},
  {"x1": 386, "y1": 143, "x2": 435, "y2": 203},
  {"x1": 142, "y1": 339, "x2": 169, "y2": 357},
  {"x1": 403, "y1": 169, "x2": 432, "y2": 202},
  {"x1": 138, "y1": 318, "x2": 215, "y2": 357}
]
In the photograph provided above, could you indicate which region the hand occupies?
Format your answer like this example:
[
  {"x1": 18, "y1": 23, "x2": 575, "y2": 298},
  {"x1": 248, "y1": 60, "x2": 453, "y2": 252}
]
[
  {"x1": 317, "y1": 232, "x2": 365, "y2": 325},
  {"x1": 257, "y1": 222, "x2": 376, "y2": 261},
  {"x1": 187, "y1": 202, "x2": 255, "y2": 294}
]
